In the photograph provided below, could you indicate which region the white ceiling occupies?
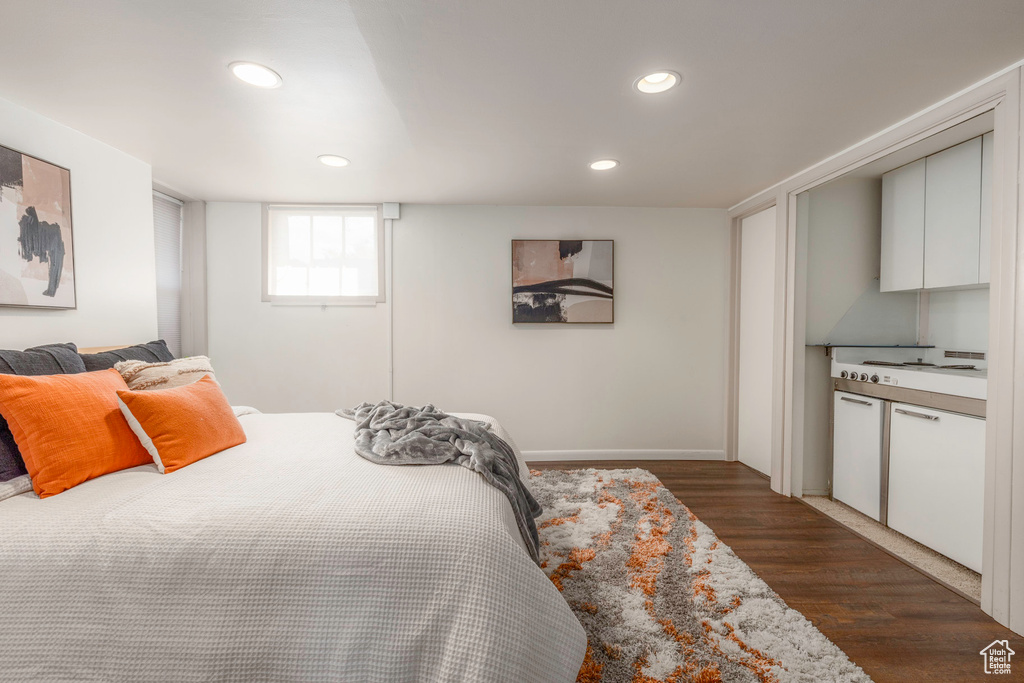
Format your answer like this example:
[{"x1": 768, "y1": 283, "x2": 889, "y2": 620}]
[{"x1": 1, "y1": 0, "x2": 1022, "y2": 207}]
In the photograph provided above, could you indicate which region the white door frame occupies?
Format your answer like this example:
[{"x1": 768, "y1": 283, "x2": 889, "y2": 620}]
[
  {"x1": 726, "y1": 200, "x2": 778, "y2": 468},
  {"x1": 727, "y1": 65, "x2": 1023, "y2": 631},
  {"x1": 729, "y1": 204, "x2": 782, "y2": 478}
]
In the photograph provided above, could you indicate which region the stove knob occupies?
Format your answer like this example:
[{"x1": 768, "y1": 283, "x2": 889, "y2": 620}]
[
  {"x1": 859, "y1": 373, "x2": 869, "y2": 381},
  {"x1": 840, "y1": 370, "x2": 848, "y2": 379},
  {"x1": 870, "y1": 374, "x2": 879, "y2": 383}
]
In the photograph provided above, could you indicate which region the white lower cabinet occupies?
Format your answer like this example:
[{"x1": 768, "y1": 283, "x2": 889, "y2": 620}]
[
  {"x1": 887, "y1": 403, "x2": 985, "y2": 572},
  {"x1": 832, "y1": 392, "x2": 884, "y2": 521}
]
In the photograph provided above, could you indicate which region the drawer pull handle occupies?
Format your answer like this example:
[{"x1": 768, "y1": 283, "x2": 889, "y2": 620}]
[
  {"x1": 895, "y1": 408, "x2": 939, "y2": 421},
  {"x1": 840, "y1": 396, "x2": 872, "y2": 406}
]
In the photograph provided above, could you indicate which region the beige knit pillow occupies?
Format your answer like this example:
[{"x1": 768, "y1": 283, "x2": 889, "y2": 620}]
[{"x1": 115, "y1": 356, "x2": 218, "y2": 391}]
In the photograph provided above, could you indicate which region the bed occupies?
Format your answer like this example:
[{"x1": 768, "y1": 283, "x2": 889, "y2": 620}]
[{"x1": 0, "y1": 409, "x2": 587, "y2": 682}]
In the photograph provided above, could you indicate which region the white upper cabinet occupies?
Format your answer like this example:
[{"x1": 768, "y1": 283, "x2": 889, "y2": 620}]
[
  {"x1": 879, "y1": 134, "x2": 991, "y2": 292},
  {"x1": 980, "y1": 131, "x2": 993, "y2": 284},
  {"x1": 924, "y1": 137, "x2": 982, "y2": 289},
  {"x1": 880, "y1": 159, "x2": 926, "y2": 292}
]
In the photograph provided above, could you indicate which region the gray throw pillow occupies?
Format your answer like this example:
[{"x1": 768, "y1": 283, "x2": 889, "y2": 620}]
[
  {"x1": 79, "y1": 340, "x2": 175, "y2": 372},
  {"x1": 0, "y1": 342, "x2": 87, "y2": 482}
]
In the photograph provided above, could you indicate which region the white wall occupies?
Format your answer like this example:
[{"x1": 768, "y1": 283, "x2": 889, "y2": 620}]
[
  {"x1": 928, "y1": 288, "x2": 989, "y2": 352},
  {"x1": 801, "y1": 176, "x2": 918, "y2": 494},
  {"x1": 804, "y1": 176, "x2": 918, "y2": 345},
  {"x1": 205, "y1": 202, "x2": 391, "y2": 411},
  {"x1": 801, "y1": 348, "x2": 832, "y2": 495},
  {"x1": 205, "y1": 203, "x2": 731, "y2": 456},
  {"x1": 0, "y1": 97, "x2": 156, "y2": 349},
  {"x1": 737, "y1": 206, "x2": 777, "y2": 476},
  {"x1": 392, "y1": 205, "x2": 730, "y2": 456}
]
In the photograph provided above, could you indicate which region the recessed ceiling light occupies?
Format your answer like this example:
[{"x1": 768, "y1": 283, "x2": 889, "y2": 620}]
[
  {"x1": 634, "y1": 70, "x2": 680, "y2": 94},
  {"x1": 229, "y1": 62, "x2": 283, "y2": 88},
  {"x1": 590, "y1": 159, "x2": 618, "y2": 171},
  {"x1": 318, "y1": 154, "x2": 350, "y2": 167}
]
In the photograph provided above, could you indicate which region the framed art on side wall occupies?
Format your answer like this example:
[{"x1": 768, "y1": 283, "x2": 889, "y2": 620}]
[
  {"x1": 0, "y1": 144, "x2": 76, "y2": 309},
  {"x1": 512, "y1": 240, "x2": 613, "y2": 323}
]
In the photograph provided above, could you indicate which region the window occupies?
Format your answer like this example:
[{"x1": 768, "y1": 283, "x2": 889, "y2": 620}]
[
  {"x1": 263, "y1": 204, "x2": 384, "y2": 304},
  {"x1": 153, "y1": 191, "x2": 183, "y2": 356}
]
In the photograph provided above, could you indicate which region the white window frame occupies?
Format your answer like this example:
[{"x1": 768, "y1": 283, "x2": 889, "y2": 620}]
[
  {"x1": 153, "y1": 190, "x2": 184, "y2": 356},
  {"x1": 261, "y1": 203, "x2": 385, "y2": 305}
]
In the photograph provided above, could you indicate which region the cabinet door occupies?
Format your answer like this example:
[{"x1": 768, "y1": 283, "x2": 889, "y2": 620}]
[
  {"x1": 980, "y1": 131, "x2": 993, "y2": 284},
  {"x1": 880, "y1": 159, "x2": 926, "y2": 292},
  {"x1": 924, "y1": 137, "x2": 982, "y2": 289},
  {"x1": 832, "y1": 392, "x2": 884, "y2": 520},
  {"x1": 887, "y1": 403, "x2": 985, "y2": 572}
]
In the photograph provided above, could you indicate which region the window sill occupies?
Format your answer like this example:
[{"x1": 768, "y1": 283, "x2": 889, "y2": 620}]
[{"x1": 263, "y1": 296, "x2": 385, "y2": 307}]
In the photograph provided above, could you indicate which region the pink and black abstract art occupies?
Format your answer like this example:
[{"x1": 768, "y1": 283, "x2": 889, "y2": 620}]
[
  {"x1": 512, "y1": 240, "x2": 613, "y2": 323},
  {"x1": 0, "y1": 144, "x2": 75, "y2": 309}
]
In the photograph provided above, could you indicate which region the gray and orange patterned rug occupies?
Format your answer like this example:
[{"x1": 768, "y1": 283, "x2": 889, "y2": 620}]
[{"x1": 531, "y1": 468, "x2": 872, "y2": 683}]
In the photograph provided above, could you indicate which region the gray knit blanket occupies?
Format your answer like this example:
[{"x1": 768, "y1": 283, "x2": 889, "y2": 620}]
[{"x1": 336, "y1": 401, "x2": 542, "y2": 564}]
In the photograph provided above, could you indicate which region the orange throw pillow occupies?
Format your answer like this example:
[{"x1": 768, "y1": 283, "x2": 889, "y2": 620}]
[
  {"x1": 117, "y1": 374, "x2": 246, "y2": 474},
  {"x1": 0, "y1": 368, "x2": 153, "y2": 498}
]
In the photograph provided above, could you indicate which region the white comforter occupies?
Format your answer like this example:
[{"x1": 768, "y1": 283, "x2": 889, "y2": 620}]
[{"x1": 0, "y1": 412, "x2": 586, "y2": 682}]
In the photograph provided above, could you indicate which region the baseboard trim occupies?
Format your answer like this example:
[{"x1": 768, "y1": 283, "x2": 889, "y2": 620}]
[{"x1": 524, "y1": 449, "x2": 726, "y2": 462}]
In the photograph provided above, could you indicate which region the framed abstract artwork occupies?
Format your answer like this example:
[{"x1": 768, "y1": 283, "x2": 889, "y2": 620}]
[
  {"x1": 0, "y1": 144, "x2": 76, "y2": 309},
  {"x1": 512, "y1": 239, "x2": 613, "y2": 323}
]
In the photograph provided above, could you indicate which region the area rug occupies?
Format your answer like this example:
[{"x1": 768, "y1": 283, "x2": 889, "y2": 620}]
[{"x1": 530, "y1": 468, "x2": 871, "y2": 683}]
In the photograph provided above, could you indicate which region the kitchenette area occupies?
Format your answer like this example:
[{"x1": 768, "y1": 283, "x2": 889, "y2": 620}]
[
  {"x1": 798, "y1": 113, "x2": 992, "y2": 596},
  {"x1": 832, "y1": 348, "x2": 985, "y2": 573}
]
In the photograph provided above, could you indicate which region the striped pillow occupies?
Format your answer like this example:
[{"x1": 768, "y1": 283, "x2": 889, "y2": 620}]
[{"x1": 115, "y1": 356, "x2": 217, "y2": 391}]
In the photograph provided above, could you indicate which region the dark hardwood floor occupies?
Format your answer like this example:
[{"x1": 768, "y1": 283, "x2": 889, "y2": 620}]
[{"x1": 530, "y1": 460, "x2": 1019, "y2": 683}]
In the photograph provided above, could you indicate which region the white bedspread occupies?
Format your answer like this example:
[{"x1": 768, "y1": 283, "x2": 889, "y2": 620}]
[{"x1": 0, "y1": 412, "x2": 586, "y2": 682}]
